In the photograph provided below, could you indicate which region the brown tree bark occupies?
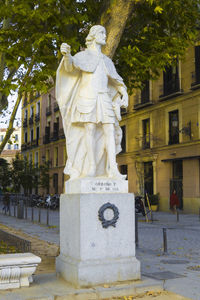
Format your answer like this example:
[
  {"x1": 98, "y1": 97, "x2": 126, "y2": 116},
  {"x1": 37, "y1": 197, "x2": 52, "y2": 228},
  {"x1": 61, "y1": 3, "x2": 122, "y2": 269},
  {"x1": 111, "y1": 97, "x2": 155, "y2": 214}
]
[{"x1": 100, "y1": 0, "x2": 135, "y2": 58}]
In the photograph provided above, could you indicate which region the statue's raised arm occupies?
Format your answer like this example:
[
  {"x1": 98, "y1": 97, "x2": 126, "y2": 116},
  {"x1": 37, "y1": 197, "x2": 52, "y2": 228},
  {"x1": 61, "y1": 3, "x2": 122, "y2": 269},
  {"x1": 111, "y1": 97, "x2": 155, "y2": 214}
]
[{"x1": 56, "y1": 25, "x2": 128, "y2": 180}]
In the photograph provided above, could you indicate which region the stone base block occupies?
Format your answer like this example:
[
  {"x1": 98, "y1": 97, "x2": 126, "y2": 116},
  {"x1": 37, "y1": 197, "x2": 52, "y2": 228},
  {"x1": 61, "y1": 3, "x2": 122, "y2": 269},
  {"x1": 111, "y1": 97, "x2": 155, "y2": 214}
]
[
  {"x1": 56, "y1": 192, "x2": 140, "y2": 287},
  {"x1": 57, "y1": 254, "x2": 140, "y2": 288},
  {"x1": 65, "y1": 177, "x2": 128, "y2": 194},
  {"x1": 0, "y1": 253, "x2": 41, "y2": 290}
]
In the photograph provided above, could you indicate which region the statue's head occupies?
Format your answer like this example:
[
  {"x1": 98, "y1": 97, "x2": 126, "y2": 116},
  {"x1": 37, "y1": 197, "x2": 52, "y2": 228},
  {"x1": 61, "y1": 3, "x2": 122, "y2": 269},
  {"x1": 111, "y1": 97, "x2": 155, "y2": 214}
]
[{"x1": 86, "y1": 25, "x2": 106, "y2": 47}]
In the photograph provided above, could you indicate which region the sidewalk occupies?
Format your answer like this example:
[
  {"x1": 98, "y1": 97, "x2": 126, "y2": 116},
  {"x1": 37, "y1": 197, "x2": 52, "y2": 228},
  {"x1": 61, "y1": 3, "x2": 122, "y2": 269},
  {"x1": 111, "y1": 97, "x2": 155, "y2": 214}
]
[{"x1": 0, "y1": 210, "x2": 199, "y2": 299}]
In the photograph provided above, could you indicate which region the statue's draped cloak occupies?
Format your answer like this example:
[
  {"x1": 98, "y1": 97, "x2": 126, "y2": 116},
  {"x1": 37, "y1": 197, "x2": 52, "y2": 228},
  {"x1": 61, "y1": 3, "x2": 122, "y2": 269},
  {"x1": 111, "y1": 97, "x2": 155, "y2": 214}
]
[{"x1": 56, "y1": 49, "x2": 124, "y2": 177}]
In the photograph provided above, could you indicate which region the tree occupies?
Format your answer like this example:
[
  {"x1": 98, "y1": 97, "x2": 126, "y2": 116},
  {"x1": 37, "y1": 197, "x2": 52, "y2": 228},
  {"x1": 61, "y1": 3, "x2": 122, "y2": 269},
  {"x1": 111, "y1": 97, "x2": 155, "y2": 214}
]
[
  {"x1": 0, "y1": 158, "x2": 11, "y2": 192},
  {"x1": 39, "y1": 161, "x2": 51, "y2": 194},
  {"x1": 11, "y1": 154, "x2": 38, "y2": 194},
  {"x1": 0, "y1": 0, "x2": 199, "y2": 153}
]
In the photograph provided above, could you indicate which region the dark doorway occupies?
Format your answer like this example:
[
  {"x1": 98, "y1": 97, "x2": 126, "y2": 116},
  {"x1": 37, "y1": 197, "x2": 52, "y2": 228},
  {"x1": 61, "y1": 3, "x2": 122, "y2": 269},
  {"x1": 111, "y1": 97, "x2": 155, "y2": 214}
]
[
  {"x1": 144, "y1": 162, "x2": 153, "y2": 195},
  {"x1": 170, "y1": 160, "x2": 183, "y2": 209}
]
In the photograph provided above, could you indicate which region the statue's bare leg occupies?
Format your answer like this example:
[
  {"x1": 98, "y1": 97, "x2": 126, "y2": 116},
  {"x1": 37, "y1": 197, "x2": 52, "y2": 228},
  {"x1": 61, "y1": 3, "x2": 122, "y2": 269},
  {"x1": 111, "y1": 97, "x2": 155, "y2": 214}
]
[
  {"x1": 85, "y1": 123, "x2": 96, "y2": 176},
  {"x1": 103, "y1": 123, "x2": 123, "y2": 178}
]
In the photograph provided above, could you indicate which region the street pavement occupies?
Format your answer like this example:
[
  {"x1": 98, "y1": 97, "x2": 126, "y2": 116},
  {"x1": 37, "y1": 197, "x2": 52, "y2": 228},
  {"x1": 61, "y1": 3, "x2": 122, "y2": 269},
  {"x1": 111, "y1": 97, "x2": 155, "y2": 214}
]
[{"x1": 0, "y1": 207, "x2": 200, "y2": 299}]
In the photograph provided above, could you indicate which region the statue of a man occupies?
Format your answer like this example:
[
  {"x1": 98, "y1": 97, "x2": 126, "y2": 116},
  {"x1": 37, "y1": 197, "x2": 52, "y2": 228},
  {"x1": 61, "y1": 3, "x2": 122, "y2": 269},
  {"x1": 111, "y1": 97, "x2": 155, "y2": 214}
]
[{"x1": 56, "y1": 25, "x2": 128, "y2": 180}]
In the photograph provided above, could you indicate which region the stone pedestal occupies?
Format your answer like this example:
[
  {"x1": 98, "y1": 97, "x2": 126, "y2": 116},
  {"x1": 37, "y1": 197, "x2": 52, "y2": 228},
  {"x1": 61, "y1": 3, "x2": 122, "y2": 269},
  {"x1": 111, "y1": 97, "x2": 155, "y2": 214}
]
[{"x1": 56, "y1": 179, "x2": 140, "y2": 287}]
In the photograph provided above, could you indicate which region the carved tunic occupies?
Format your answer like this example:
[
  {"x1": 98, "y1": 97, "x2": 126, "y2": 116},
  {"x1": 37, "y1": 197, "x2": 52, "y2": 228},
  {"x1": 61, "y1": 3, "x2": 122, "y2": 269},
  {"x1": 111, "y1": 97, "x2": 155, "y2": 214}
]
[{"x1": 64, "y1": 49, "x2": 124, "y2": 124}]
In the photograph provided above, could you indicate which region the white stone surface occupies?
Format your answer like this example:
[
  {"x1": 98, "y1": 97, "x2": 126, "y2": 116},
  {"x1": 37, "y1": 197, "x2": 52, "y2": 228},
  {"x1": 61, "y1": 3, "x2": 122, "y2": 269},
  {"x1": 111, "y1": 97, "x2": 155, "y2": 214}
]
[
  {"x1": 65, "y1": 177, "x2": 128, "y2": 194},
  {"x1": 0, "y1": 253, "x2": 41, "y2": 289},
  {"x1": 56, "y1": 25, "x2": 129, "y2": 180},
  {"x1": 56, "y1": 193, "x2": 140, "y2": 287}
]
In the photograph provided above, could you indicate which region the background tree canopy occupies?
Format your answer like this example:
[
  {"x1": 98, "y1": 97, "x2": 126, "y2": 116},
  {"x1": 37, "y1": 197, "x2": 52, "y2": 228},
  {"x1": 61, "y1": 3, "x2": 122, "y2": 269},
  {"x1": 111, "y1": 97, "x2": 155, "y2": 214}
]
[{"x1": 0, "y1": 0, "x2": 200, "y2": 151}]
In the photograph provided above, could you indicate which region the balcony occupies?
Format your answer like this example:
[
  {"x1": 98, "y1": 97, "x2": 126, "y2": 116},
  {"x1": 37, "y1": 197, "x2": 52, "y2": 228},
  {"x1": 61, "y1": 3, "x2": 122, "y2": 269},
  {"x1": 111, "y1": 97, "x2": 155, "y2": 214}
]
[
  {"x1": 21, "y1": 143, "x2": 27, "y2": 151},
  {"x1": 29, "y1": 116, "x2": 34, "y2": 125},
  {"x1": 50, "y1": 131, "x2": 59, "y2": 142},
  {"x1": 43, "y1": 135, "x2": 50, "y2": 144},
  {"x1": 191, "y1": 71, "x2": 200, "y2": 90},
  {"x1": 54, "y1": 102, "x2": 59, "y2": 112},
  {"x1": 46, "y1": 106, "x2": 52, "y2": 116},
  {"x1": 35, "y1": 113, "x2": 40, "y2": 123},
  {"x1": 23, "y1": 119, "x2": 28, "y2": 128},
  {"x1": 59, "y1": 128, "x2": 65, "y2": 139},
  {"x1": 31, "y1": 139, "x2": 39, "y2": 148}
]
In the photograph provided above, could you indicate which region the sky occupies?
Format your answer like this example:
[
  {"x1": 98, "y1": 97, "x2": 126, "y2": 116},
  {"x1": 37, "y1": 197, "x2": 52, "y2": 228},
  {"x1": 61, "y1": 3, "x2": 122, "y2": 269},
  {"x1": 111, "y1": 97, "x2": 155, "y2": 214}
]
[{"x1": 0, "y1": 93, "x2": 21, "y2": 129}]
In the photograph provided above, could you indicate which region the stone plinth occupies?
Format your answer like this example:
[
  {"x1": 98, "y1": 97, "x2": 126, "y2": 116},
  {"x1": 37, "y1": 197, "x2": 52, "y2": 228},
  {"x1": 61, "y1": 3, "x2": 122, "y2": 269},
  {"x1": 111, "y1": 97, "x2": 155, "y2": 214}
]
[
  {"x1": 56, "y1": 190, "x2": 140, "y2": 287},
  {"x1": 0, "y1": 253, "x2": 41, "y2": 289},
  {"x1": 65, "y1": 177, "x2": 128, "y2": 194}
]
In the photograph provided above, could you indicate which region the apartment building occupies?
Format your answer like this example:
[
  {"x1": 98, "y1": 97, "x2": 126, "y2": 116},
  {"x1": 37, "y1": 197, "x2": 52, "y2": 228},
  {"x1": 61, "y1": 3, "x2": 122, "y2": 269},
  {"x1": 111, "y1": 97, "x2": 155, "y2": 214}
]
[{"x1": 117, "y1": 45, "x2": 200, "y2": 214}]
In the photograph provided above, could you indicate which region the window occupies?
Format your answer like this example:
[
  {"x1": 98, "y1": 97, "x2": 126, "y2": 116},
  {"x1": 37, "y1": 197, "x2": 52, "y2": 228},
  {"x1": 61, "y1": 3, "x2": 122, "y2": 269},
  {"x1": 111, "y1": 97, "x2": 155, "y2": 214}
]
[
  {"x1": 48, "y1": 94, "x2": 51, "y2": 107},
  {"x1": 24, "y1": 131, "x2": 28, "y2": 143},
  {"x1": 0, "y1": 135, "x2": 3, "y2": 142},
  {"x1": 25, "y1": 109, "x2": 28, "y2": 119},
  {"x1": 30, "y1": 106, "x2": 34, "y2": 117},
  {"x1": 192, "y1": 46, "x2": 200, "y2": 85},
  {"x1": 120, "y1": 165, "x2": 128, "y2": 179},
  {"x1": 36, "y1": 126, "x2": 40, "y2": 144},
  {"x1": 162, "y1": 63, "x2": 180, "y2": 96},
  {"x1": 120, "y1": 125, "x2": 126, "y2": 153},
  {"x1": 35, "y1": 152, "x2": 39, "y2": 167},
  {"x1": 144, "y1": 162, "x2": 153, "y2": 196},
  {"x1": 169, "y1": 110, "x2": 179, "y2": 145},
  {"x1": 54, "y1": 147, "x2": 58, "y2": 167},
  {"x1": 142, "y1": 118, "x2": 150, "y2": 149},
  {"x1": 14, "y1": 144, "x2": 19, "y2": 150},
  {"x1": 173, "y1": 160, "x2": 183, "y2": 179},
  {"x1": 36, "y1": 102, "x2": 40, "y2": 114},
  {"x1": 7, "y1": 144, "x2": 11, "y2": 150},
  {"x1": 141, "y1": 80, "x2": 150, "y2": 104},
  {"x1": 15, "y1": 134, "x2": 18, "y2": 141},
  {"x1": 31, "y1": 129, "x2": 34, "y2": 142}
]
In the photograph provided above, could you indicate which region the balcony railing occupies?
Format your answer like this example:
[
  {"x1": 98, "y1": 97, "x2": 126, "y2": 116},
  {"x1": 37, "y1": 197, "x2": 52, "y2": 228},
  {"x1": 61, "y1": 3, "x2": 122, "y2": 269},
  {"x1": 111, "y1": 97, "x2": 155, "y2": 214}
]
[
  {"x1": 54, "y1": 102, "x2": 59, "y2": 112},
  {"x1": 31, "y1": 139, "x2": 39, "y2": 148},
  {"x1": 35, "y1": 113, "x2": 40, "y2": 123},
  {"x1": 191, "y1": 71, "x2": 200, "y2": 89},
  {"x1": 29, "y1": 116, "x2": 34, "y2": 125},
  {"x1": 23, "y1": 119, "x2": 28, "y2": 128},
  {"x1": 59, "y1": 128, "x2": 65, "y2": 139},
  {"x1": 50, "y1": 132, "x2": 59, "y2": 142},
  {"x1": 46, "y1": 106, "x2": 52, "y2": 116},
  {"x1": 159, "y1": 77, "x2": 183, "y2": 100},
  {"x1": 43, "y1": 135, "x2": 50, "y2": 144},
  {"x1": 21, "y1": 143, "x2": 27, "y2": 151}
]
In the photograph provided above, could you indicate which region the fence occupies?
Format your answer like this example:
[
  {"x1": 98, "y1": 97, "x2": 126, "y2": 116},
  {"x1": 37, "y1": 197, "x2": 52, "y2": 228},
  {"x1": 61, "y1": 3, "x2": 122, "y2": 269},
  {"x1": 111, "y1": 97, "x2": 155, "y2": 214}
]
[{"x1": 0, "y1": 195, "x2": 55, "y2": 227}]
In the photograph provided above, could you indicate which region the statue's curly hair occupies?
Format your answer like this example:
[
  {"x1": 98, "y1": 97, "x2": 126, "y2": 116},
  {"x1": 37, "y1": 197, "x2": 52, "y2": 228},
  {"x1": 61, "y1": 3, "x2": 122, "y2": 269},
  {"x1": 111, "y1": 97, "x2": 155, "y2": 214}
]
[{"x1": 86, "y1": 25, "x2": 106, "y2": 47}]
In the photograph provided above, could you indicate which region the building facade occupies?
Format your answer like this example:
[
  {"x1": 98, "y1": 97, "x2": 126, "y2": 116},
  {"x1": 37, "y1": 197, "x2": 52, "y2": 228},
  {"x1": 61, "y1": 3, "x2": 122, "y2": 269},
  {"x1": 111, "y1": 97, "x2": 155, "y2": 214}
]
[
  {"x1": 21, "y1": 88, "x2": 66, "y2": 195},
  {"x1": 117, "y1": 45, "x2": 200, "y2": 214},
  {"x1": 21, "y1": 45, "x2": 200, "y2": 213},
  {"x1": 0, "y1": 127, "x2": 21, "y2": 163}
]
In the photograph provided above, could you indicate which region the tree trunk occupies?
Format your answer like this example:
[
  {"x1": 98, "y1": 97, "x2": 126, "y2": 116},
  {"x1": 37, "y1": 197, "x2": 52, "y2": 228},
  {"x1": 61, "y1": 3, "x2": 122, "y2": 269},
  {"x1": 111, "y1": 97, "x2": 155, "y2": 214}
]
[
  {"x1": 100, "y1": 0, "x2": 135, "y2": 58},
  {"x1": 0, "y1": 60, "x2": 35, "y2": 154}
]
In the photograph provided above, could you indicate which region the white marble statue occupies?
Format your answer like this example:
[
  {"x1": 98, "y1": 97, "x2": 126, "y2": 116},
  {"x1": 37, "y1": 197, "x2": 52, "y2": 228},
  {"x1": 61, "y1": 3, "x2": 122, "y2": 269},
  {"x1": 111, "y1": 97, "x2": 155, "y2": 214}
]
[{"x1": 56, "y1": 25, "x2": 128, "y2": 180}]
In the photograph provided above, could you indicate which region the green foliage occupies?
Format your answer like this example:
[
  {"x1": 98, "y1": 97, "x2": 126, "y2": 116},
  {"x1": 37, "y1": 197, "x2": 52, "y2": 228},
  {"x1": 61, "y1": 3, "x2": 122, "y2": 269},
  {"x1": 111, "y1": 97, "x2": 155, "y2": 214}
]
[
  {"x1": 0, "y1": 158, "x2": 11, "y2": 192},
  {"x1": 116, "y1": 0, "x2": 200, "y2": 92},
  {"x1": 0, "y1": 0, "x2": 103, "y2": 110},
  {"x1": 11, "y1": 154, "x2": 38, "y2": 194},
  {"x1": 39, "y1": 161, "x2": 51, "y2": 194},
  {"x1": 0, "y1": 0, "x2": 200, "y2": 104}
]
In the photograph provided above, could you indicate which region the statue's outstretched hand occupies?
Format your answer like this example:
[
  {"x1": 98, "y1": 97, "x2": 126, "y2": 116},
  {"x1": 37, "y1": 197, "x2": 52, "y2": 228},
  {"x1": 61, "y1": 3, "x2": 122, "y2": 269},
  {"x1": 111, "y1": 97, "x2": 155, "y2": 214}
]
[{"x1": 60, "y1": 43, "x2": 71, "y2": 56}]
